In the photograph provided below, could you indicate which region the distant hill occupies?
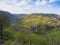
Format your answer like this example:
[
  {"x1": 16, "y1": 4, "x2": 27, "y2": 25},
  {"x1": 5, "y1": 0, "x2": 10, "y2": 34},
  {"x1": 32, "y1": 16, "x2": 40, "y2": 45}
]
[
  {"x1": 0, "y1": 11, "x2": 60, "y2": 33},
  {"x1": 0, "y1": 11, "x2": 18, "y2": 24},
  {"x1": 19, "y1": 13, "x2": 60, "y2": 33},
  {"x1": 0, "y1": 11, "x2": 60, "y2": 25},
  {"x1": 31, "y1": 13, "x2": 60, "y2": 20},
  {"x1": 0, "y1": 11, "x2": 15, "y2": 20},
  {"x1": 21, "y1": 13, "x2": 60, "y2": 26},
  {"x1": 0, "y1": 11, "x2": 27, "y2": 23},
  {"x1": 13, "y1": 14, "x2": 26, "y2": 18}
]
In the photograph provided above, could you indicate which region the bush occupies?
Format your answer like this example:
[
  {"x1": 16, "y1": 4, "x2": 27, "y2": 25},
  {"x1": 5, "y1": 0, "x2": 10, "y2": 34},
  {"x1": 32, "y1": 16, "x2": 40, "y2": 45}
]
[{"x1": 3, "y1": 28, "x2": 15, "y2": 40}]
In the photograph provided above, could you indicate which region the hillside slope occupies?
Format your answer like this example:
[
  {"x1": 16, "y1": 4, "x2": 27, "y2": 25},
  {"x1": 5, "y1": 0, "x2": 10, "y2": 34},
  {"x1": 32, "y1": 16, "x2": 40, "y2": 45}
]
[
  {"x1": 21, "y1": 13, "x2": 60, "y2": 27},
  {"x1": 19, "y1": 13, "x2": 60, "y2": 33}
]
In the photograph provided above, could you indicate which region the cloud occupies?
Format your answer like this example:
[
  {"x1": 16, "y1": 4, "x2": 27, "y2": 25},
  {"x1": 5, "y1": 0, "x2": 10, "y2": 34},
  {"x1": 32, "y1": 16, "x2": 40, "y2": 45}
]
[
  {"x1": 0, "y1": 0, "x2": 60, "y2": 14},
  {"x1": 49, "y1": 0, "x2": 60, "y2": 3},
  {"x1": 49, "y1": 0, "x2": 56, "y2": 3},
  {"x1": 35, "y1": 0, "x2": 60, "y2": 6},
  {"x1": 0, "y1": 0, "x2": 32, "y2": 14},
  {"x1": 36, "y1": 0, "x2": 48, "y2": 6}
]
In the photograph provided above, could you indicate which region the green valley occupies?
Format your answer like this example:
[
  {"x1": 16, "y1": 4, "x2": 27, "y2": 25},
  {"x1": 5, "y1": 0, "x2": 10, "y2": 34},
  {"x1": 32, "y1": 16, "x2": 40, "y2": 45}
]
[{"x1": 0, "y1": 11, "x2": 60, "y2": 45}]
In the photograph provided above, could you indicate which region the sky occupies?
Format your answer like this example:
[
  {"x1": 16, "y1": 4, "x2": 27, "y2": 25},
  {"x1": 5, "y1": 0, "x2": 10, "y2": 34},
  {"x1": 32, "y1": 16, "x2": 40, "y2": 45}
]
[{"x1": 0, "y1": 0, "x2": 60, "y2": 14}]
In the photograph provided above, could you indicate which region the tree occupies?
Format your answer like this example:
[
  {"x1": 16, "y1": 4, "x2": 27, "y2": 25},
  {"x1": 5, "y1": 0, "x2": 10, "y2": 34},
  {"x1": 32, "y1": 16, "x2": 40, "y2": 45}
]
[{"x1": 0, "y1": 11, "x2": 10, "y2": 39}]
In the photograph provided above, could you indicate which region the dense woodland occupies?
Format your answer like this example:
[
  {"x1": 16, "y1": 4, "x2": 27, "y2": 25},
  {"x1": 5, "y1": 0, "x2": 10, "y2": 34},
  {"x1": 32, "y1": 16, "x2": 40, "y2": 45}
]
[{"x1": 0, "y1": 11, "x2": 60, "y2": 45}]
